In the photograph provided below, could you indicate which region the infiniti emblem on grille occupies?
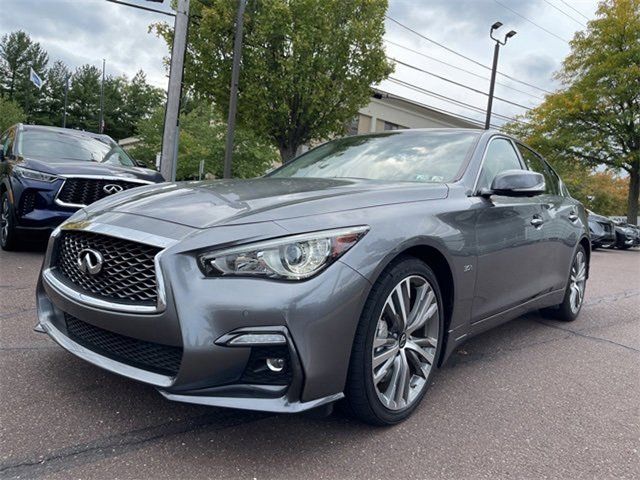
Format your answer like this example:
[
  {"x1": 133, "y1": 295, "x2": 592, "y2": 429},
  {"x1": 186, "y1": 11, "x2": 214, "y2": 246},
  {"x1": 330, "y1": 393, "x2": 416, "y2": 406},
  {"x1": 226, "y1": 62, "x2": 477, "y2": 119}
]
[
  {"x1": 77, "y1": 248, "x2": 104, "y2": 275},
  {"x1": 103, "y1": 184, "x2": 124, "y2": 195}
]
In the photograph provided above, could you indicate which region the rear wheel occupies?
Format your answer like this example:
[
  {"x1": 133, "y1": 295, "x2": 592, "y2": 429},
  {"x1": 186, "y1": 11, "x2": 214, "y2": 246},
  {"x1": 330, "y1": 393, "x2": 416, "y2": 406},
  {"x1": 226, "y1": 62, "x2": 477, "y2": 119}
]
[
  {"x1": 345, "y1": 257, "x2": 444, "y2": 425},
  {"x1": 543, "y1": 245, "x2": 587, "y2": 322},
  {"x1": 0, "y1": 192, "x2": 18, "y2": 251}
]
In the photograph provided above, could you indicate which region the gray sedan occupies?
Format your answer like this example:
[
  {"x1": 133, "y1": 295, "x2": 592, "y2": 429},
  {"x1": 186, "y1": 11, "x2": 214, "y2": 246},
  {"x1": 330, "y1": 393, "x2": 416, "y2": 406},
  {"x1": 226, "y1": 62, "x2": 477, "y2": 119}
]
[{"x1": 36, "y1": 129, "x2": 590, "y2": 425}]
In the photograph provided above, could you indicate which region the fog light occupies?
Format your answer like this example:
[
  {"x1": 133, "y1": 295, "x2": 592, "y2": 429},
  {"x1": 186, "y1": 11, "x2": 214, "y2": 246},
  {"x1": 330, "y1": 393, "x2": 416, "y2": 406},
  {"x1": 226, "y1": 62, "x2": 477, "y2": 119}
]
[{"x1": 266, "y1": 357, "x2": 285, "y2": 372}]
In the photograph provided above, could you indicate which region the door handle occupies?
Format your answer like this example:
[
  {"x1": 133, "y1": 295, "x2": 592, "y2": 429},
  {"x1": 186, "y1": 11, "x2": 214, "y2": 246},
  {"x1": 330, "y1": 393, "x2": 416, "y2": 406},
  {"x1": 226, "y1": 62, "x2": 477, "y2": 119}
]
[
  {"x1": 568, "y1": 211, "x2": 579, "y2": 222},
  {"x1": 531, "y1": 217, "x2": 544, "y2": 228}
]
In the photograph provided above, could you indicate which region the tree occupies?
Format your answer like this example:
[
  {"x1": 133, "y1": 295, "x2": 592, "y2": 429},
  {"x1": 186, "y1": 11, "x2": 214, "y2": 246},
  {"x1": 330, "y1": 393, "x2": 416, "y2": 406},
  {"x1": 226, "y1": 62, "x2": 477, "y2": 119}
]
[
  {"x1": 154, "y1": 0, "x2": 392, "y2": 163},
  {"x1": 0, "y1": 31, "x2": 49, "y2": 119},
  {"x1": 66, "y1": 65, "x2": 101, "y2": 132},
  {"x1": 130, "y1": 100, "x2": 278, "y2": 180},
  {"x1": 35, "y1": 60, "x2": 70, "y2": 126},
  {"x1": 121, "y1": 70, "x2": 164, "y2": 138},
  {"x1": 508, "y1": 0, "x2": 640, "y2": 223},
  {"x1": 0, "y1": 97, "x2": 26, "y2": 132}
]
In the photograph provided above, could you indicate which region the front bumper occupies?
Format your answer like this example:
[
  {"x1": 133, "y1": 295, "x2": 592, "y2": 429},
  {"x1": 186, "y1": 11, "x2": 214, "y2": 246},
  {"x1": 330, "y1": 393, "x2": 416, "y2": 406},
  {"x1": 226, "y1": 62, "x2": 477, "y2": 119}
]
[
  {"x1": 12, "y1": 176, "x2": 76, "y2": 230},
  {"x1": 37, "y1": 221, "x2": 371, "y2": 413}
]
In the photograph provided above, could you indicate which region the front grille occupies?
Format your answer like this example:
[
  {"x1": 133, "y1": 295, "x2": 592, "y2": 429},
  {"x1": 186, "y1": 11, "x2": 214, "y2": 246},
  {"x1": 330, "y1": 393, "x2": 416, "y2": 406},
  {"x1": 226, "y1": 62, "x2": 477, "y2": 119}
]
[
  {"x1": 65, "y1": 313, "x2": 182, "y2": 376},
  {"x1": 55, "y1": 231, "x2": 161, "y2": 305},
  {"x1": 20, "y1": 190, "x2": 36, "y2": 216},
  {"x1": 57, "y1": 178, "x2": 145, "y2": 206}
]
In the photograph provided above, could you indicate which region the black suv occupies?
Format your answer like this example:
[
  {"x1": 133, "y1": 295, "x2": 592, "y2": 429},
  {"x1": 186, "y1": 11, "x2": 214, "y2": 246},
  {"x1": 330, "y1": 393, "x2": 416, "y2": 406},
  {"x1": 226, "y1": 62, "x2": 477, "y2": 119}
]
[{"x1": 0, "y1": 124, "x2": 164, "y2": 250}]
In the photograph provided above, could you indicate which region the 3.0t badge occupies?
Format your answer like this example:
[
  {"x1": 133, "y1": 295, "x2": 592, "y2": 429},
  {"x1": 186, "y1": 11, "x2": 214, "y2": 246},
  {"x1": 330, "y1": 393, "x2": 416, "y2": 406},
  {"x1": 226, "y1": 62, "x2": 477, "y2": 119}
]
[{"x1": 77, "y1": 248, "x2": 103, "y2": 275}]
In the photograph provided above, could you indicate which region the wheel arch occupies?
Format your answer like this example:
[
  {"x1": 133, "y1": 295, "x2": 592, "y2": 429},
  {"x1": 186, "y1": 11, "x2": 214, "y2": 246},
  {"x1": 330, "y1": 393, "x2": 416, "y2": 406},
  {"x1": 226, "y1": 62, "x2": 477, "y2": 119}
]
[
  {"x1": 578, "y1": 235, "x2": 591, "y2": 278},
  {"x1": 370, "y1": 241, "x2": 456, "y2": 367}
]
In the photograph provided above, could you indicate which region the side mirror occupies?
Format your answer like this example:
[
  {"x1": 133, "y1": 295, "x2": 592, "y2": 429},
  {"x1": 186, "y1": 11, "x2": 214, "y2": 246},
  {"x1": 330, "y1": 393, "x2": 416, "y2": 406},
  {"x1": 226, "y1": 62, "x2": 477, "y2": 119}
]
[{"x1": 484, "y1": 169, "x2": 545, "y2": 197}]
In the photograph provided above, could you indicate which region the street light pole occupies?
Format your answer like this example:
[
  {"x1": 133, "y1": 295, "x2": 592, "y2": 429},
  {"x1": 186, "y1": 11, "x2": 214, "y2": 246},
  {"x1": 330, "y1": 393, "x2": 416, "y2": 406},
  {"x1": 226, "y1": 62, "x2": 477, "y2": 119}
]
[
  {"x1": 160, "y1": 0, "x2": 190, "y2": 182},
  {"x1": 223, "y1": 0, "x2": 247, "y2": 179},
  {"x1": 485, "y1": 22, "x2": 516, "y2": 130}
]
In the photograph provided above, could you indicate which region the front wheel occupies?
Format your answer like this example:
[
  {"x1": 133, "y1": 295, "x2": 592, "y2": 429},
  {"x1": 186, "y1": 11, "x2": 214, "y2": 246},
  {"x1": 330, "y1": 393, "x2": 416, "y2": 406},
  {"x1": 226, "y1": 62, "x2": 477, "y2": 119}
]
[
  {"x1": 0, "y1": 192, "x2": 18, "y2": 251},
  {"x1": 543, "y1": 245, "x2": 587, "y2": 322},
  {"x1": 345, "y1": 257, "x2": 444, "y2": 425}
]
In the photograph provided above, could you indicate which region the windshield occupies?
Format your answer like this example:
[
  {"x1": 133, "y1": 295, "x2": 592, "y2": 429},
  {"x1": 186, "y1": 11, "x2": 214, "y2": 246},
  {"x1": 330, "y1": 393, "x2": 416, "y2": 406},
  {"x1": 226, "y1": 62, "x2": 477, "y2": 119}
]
[
  {"x1": 18, "y1": 129, "x2": 135, "y2": 167},
  {"x1": 269, "y1": 130, "x2": 480, "y2": 183}
]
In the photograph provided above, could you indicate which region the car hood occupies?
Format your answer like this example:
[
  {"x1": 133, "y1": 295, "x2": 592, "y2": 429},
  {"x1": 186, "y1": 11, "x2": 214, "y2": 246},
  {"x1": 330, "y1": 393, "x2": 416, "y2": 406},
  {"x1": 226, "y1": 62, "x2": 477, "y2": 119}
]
[
  {"x1": 83, "y1": 177, "x2": 449, "y2": 228},
  {"x1": 588, "y1": 212, "x2": 613, "y2": 224},
  {"x1": 19, "y1": 156, "x2": 163, "y2": 182}
]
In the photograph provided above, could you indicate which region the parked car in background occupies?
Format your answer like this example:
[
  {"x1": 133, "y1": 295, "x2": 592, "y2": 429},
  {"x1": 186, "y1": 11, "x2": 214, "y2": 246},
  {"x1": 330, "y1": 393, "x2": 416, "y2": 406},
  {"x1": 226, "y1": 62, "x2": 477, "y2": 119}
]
[
  {"x1": 612, "y1": 221, "x2": 640, "y2": 250},
  {"x1": 587, "y1": 211, "x2": 616, "y2": 250},
  {"x1": 0, "y1": 124, "x2": 164, "y2": 250},
  {"x1": 36, "y1": 129, "x2": 590, "y2": 425}
]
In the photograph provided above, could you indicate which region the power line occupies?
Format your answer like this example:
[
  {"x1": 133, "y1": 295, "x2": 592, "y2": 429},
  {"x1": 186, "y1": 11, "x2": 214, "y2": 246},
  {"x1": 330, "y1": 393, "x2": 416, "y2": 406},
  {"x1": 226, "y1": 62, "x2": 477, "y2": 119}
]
[
  {"x1": 385, "y1": 15, "x2": 554, "y2": 95},
  {"x1": 383, "y1": 83, "x2": 506, "y2": 129},
  {"x1": 493, "y1": 0, "x2": 570, "y2": 43},
  {"x1": 384, "y1": 39, "x2": 544, "y2": 100},
  {"x1": 386, "y1": 76, "x2": 528, "y2": 126},
  {"x1": 558, "y1": 0, "x2": 591, "y2": 21},
  {"x1": 389, "y1": 57, "x2": 533, "y2": 111},
  {"x1": 542, "y1": 0, "x2": 586, "y2": 27}
]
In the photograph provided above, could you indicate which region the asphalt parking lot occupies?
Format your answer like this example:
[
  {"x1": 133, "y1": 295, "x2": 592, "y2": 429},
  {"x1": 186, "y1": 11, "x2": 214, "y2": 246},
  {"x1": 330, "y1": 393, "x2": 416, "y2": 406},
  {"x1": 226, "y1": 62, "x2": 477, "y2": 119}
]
[{"x1": 1, "y1": 242, "x2": 639, "y2": 480}]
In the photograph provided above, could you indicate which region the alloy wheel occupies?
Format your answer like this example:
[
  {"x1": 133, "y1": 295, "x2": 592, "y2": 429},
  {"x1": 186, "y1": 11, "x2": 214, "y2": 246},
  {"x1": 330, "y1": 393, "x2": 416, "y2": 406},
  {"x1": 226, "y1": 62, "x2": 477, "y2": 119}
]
[
  {"x1": 0, "y1": 197, "x2": 9, "y2": 244},
  {"x1": 569, "y1": 251, "x2": 586, "y2": 314},
  {"x1": 371, "y1": 275, "x2": 439, "y2": 411}
]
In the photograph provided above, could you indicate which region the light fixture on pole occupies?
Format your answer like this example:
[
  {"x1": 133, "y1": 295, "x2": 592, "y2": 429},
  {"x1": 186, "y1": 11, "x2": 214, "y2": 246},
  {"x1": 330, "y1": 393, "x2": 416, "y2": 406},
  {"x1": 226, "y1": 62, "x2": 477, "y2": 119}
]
[{"x1": 484, "y1": 22, "x2": 516, "y2": 129}]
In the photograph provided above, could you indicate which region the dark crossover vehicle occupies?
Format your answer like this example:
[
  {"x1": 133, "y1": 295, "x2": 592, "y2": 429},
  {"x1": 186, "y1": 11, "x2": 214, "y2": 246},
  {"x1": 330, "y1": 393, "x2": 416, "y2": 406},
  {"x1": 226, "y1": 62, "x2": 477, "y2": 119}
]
[
  {"x1": 36, "y1": 129, "x2": 590, "y2": 425},
  {"x1": 587, "y1": 211, "x2": 616, "y2": 249},
  {"x1": 0, "y1": 124, "x2": 164, "y2": 250},
  {"x1": 612, "y1": 221, "x2": 640, "y2": 249}
]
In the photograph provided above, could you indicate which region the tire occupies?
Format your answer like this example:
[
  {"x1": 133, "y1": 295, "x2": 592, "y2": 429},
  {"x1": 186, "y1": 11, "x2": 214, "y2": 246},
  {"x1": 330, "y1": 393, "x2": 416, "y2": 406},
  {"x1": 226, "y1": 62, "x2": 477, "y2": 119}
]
[
  {"x1": 345, "y1": 256, "x2": 444, "y2": 426},
  {"x1": 542, "y1": 245, "x2": 587, "y2": 322},
  {"x1": 0, "y1": 191, "x2": 18, "y2": 251}
]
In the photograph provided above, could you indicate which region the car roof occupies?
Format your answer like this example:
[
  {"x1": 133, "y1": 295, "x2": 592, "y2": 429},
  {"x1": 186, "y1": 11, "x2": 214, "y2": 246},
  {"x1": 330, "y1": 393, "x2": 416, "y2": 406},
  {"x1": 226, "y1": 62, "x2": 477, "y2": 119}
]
[{"x1": 17, "y1": 124, "x2": 113, "y2": 142}]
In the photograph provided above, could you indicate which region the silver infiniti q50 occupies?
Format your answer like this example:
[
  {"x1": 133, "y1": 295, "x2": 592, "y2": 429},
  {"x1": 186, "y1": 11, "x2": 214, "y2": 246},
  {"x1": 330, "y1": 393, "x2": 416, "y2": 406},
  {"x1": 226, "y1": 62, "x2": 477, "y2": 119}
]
[{"x1": 36, "y1": 129, "x2": 590, "y2": 425}]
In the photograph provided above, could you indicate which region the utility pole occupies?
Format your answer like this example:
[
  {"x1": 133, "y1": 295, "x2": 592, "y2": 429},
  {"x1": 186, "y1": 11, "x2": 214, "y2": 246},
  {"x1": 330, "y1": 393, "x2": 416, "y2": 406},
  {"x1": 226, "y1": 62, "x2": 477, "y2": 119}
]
[
  {"x1": 223, "y1": 0, "x2": 247, "y2": 179},
  {"x1": 485, "y1": 22, "x2": 516, "y2": 129},
  {"x1": 160, "y1": 0, "x2": 190, "y2": 182},
  {"x1": 99, "y1": 58, "x2": 106, "y2": 133},
  {"x1": 62, "y1": 75, "x2": 70, "y2": 128}
]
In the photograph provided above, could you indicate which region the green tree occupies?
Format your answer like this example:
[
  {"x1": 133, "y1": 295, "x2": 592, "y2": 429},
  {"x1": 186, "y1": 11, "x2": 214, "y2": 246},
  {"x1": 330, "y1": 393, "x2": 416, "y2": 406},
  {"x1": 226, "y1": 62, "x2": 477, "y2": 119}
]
[
  {"x1": 130, "y1": 101, "x2": 278, "y2": 180},
  {"x1": 508, "y1": 0, "x2": 640, "y2": 223},
  {"x1": 121, "y1": 70, "x2": 164, "y2": 138},
  {"x1": 35, "y1": 60, "x2": 71, "y2": 126},
  {"x1": 0, "y1": 31, "x2": 49, "y2": 120},
  {"x1": 154, "y1": 0, "x2": 392, "y2": 164},
  {"x1": 0, "y1": 97, "x2": 26, "y2": 132},
  {"x1": 66, "y1": 64, "x2": 101, "y2": 132}
]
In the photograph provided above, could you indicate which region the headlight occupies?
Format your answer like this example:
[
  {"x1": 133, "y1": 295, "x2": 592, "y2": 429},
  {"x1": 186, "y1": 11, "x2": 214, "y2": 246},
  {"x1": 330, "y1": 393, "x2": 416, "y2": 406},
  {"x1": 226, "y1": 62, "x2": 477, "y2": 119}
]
[
  {"x1": 13, "y1": 166, "x2": 58, "y2": 183},
  {"x1": 199, "y1": 226, "x2": 369, "y2": 280}
]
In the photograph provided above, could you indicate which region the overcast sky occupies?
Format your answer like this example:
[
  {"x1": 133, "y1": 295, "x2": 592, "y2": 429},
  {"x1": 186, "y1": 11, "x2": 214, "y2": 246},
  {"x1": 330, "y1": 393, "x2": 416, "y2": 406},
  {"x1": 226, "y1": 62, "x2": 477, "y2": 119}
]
[{"x1": 0, "y1": 0, "x2": 599, "y2": 127}]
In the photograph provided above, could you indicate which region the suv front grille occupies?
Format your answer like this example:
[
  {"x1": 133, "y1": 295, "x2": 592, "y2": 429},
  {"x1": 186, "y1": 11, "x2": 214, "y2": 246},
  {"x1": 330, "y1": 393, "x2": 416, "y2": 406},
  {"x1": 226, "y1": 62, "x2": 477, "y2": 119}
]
[
  {"x1": 65, "y1": 313, "x2": 182, "y2": 376},
  {"x1": 57, "y1": 178, "x2": 145, "y2": 206},
  {"x1": 55, "y1": 231, "x2": 161, "y2": 305}
]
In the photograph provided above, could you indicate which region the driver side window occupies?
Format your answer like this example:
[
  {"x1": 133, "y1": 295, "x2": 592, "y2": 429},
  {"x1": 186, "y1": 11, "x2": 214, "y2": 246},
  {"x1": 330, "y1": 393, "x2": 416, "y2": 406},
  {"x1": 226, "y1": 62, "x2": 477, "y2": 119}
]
[{"x1": 477, "y1": 138, "x2": 522, "y2": 192}]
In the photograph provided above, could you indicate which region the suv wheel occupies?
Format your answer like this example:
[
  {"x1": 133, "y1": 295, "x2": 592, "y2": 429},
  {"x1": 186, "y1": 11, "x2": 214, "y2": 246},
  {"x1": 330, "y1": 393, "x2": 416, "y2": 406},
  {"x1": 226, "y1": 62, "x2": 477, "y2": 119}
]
[
  {"x1": 1, "y1": 192, "x2": 18, "y2": 251},
  {"x1": 345, "y1": 257, "x2": 443, "y2": 425}
]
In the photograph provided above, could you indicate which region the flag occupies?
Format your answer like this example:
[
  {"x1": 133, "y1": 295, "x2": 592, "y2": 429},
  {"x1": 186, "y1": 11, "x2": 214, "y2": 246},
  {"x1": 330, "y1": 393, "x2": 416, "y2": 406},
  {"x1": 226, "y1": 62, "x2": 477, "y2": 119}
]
[{"x1": 29, "y1": 67, "x2": 44, "y2": 90}]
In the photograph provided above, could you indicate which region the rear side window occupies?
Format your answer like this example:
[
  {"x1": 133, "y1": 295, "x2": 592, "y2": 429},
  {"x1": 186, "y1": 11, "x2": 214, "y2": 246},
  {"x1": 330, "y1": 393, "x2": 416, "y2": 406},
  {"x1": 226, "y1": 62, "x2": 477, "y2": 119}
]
[
  {"x1": 477, "y1": 138, "x2": 523, "y2": 191},
  {"x1": 517, "y1": 145, "x2": 560, "y2": 195}
]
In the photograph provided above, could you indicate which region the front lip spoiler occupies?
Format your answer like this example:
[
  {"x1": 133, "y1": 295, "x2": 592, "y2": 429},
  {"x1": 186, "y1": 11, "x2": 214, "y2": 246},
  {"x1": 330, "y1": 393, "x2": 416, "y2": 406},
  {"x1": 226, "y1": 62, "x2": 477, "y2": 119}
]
[
  {"x1": 159, "y1": 390, "x2": 344, "y2": 414},
  {"x1": 37, "y1": 319, "x2": 174, "y2": 388}
]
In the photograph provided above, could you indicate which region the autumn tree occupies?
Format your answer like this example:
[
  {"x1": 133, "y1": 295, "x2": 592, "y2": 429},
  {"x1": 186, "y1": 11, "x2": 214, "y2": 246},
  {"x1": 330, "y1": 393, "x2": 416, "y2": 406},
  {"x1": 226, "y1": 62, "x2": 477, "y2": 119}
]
[
  {"x1": 155, "y1": 0, "x2": 392, "y2": 164},
  {"x1": 508, "y1": 0, "x2": 640, "y2": 222}
]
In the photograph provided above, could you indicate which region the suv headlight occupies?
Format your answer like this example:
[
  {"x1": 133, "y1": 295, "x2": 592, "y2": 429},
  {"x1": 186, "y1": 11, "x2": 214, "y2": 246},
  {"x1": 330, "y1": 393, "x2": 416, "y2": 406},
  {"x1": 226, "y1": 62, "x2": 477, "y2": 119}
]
[
  {"x1": 13, "y1": 166, "x2": 58, "y2": 183},
  {"x1": 199, "y1": 226, "x2": 369, "y2": 280}
]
